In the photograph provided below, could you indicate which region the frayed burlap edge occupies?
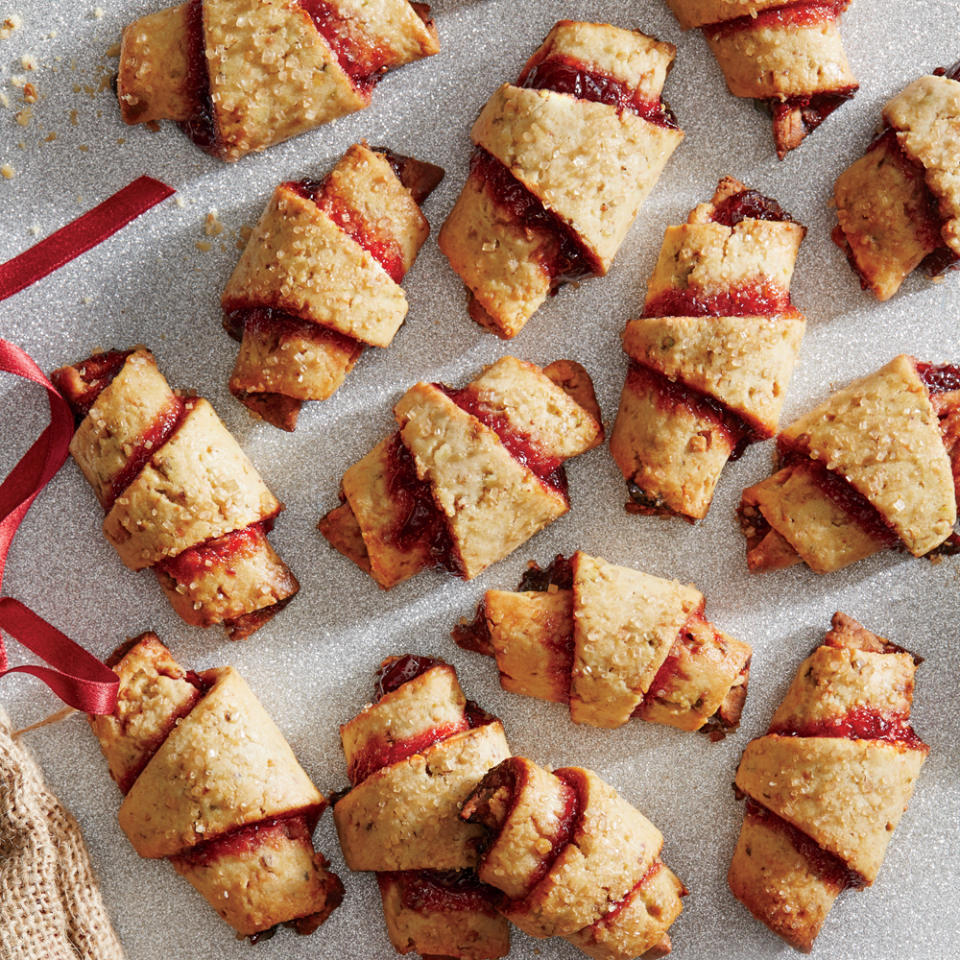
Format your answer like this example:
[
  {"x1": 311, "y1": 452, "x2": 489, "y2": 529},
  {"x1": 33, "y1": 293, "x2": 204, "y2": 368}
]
[{"x1": 0, "y1": 706, "x2": 124, "y2": 960}]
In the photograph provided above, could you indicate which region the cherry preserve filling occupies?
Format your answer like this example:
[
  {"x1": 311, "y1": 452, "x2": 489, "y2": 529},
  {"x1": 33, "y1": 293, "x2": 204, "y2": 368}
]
[
  {"x1": 291, "y1": 178, "x2": 406, "y2": 283},
  {"x1": 105, "y1": 396, "x2": 188, "y2": 511},
  {"x1": 225, "y1": 305, "x2": 365, "y2": 357},
  {"x1": 451, "y1": 601, "x2": 493, "y2": 656},
  {"x1": 627, "y1": 362, "x2": 757, "y2": 460},
  {"x1": 378, "y1": 869, "x2": 501, "y2": 915},
  {"x1": 591, "y1": 862, "x2": 664, "y2": 930},
  {"x1": 156, "y1": 519, "x2": 274, "y2": 585},
  {"x1": 519, "y1": 54, "x2": 678, "y2": 128},
  {"x1": 349, "y1": 720, "x2": 470, "y2": 786},
  {"x1": 436, "y1": 385, "x2": 568, "y2": 495},
  {"x1": 776, "y1": 446, "x2": 899, "y2": 547},
  {"x1": 710, "y1": 189, "x2": 796, "y2": 227},
  {"x1": 771, "y1": 87, "x2": 858, "y2": 139},
  {"x1": 768, "y1": 705, "x2": 926, "y2": 750},
  {"x1": 643, "y1": 282, "x2": 795, "y2": 319},
  {"x1": 180, "y1": 0, "x2": 218, "y2": 152},
  {"x1": 52, "y1": 348, "x2": 133, "y2": 420},
  {"x1": 916, "y1": 361, "x2": 960, "y2": 395},
  {"x1": 705, "y1": 0, "x2": 848, "y2": 39},
  {"x1": 375, "y1": 654, "x2": 446, "y2": 700},
  {"x1": 383, "y1": 435, "x2": 461, "y2": 575},
  {"x1": 172, "y1": 807, "x2": 322, "y2": 869},
  {"x1": 634, "y1": 610, "x2": 707, "y2": 715},
  {"x1": 470, "y1": 148, "x2": 600, "y2": 286},
  {"x1": 516, "y1": 553, "x2": 575, "y2": 592},
  {"x1": 298, "y1": 0, "x2": 393, "y2": 95},
  {"x1": 743, "y1": 798, "x2": 865, "y2": 892}
]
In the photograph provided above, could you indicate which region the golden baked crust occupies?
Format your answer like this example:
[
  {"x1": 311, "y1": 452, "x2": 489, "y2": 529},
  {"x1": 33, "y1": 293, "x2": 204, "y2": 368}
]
[
  {"x1": 463, "y1": 758, "x2": 685, "y2": 958},
  {"x1": 89, "y1": 635, "x2": 341, "y2": 938},
  {"x1": 321, "y1": 357, "x2": 601, "y2": 588},
  {"x1": 104, "y1": 398, "x2": 279, "y2": 570},
  {"x1": 55, "y1": 348, "x2": 297, "y2": 636},
  {"x1": 728, "y1": 614, "x2": 928, "y2": 950},
  {"x1": 439, "y1": 20, "x2": 681, "y2": 339},
  {"x1": 119, "y1": 666, "x2": 323, "y2": 858},
  {"x1": 461, "y1": 552, "x2": 750, "y2": 735},
  {"x1": 333, "y1": 656, "x2": 511, "y2": 958},
  {"x1": 668, "y1": 0, "x2": 857, "y2": 156},
  {"x1": 611, "y1": 178, "x2": 805, "y2": 520},
  {"x1": 118, "y1": 0, "x2": 439, "y2": 160},
  {"x1": 779, "y1": 355, "x2": 956, "y2": 556}
]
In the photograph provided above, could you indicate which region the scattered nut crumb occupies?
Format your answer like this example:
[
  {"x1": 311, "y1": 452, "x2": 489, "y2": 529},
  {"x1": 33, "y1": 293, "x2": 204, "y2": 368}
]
[
  {"x1": 1, "y1": 164, "x2": 15, "y2": 180},
  {"x1": 106, "y1": 41, "x2": 121, "y2": 57},
  {"x1": 82, "y1": 296, "x2": 93, "y2": 304},
  {"x1": 195, "y1": 240, "x2": 212, "y2": 252},
  {"x1": 0, "y1": 14, "x2": 22, "y2": 39},
  {"x1": 22, "y1": 82, "x2": 37, "y2": 103},
  {"x1": 29, "y1": 224, "x2": 40, "y2": 235},
  {"x1": 72, "y1": 83, "x2": 81, "y2": 93},
  {"x1": 77, "y1": 143, "x2": 89, "y2": 151},
  {"x1": 20, "y1": 53, "x2": 37, "y2": 71},
  {"x1": 69, "y1": 108, "x2": 78, "y2": 125},
  {"x1": 93, "y1": 7, "x2": 104, "y2": 19},
  {"x1": 46, "y1": 29, "x2": 57, "y2": 38},
  {"x1": 0, "y1": 91, "x2": 8, "y2": 108},
  {"x1": 174, "y1": 196, "x2": 185, "y2": 208},
  {"x1": 42, "y1": 130, "x2": 56, "y2": 142},
  {"x1": 116, "y1": 136, "x2": 125, "y2": 145},
  {"x1": 11, "y1": 75, "x2": 26, "y2": 88},
  {"x1": 204, "y1": 210, "x2": 224, "y2": 237},
  {"x1": 14, "y1": 106, "x2": 31, "y2": 126}
]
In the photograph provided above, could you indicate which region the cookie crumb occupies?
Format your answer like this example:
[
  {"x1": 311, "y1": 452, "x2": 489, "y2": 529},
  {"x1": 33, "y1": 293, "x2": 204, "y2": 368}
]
[
  {"x1": 29, "y1": 224, "x2": 40, "y2": 235},
  {"x1": 195, "y1": 240, "x2": 212, "y2": 252},
  {"x1": 20, "y1": 53, "x2": 37, "y2": 71},
  {"x1": 204, "y1": 210, "x2": 224, "y2": 237},
  {"x1": 92, "y1": 7, "x2": 104, "y2": 19},
  {"x1": 174, "y1": 196, "x2": 185, "y2": 208},
  {"x1": 106, "y1": 41, "x2": 121, "y2": 57},
  {"x1": 1, "y1": 164, "x2": 15, "y2": 180},
  {"x1": 22, "y1": 82, "x2": 37, "y2": 103},
  {"x1": 14, "y1": 106, "x2": 31, "y2": 126},
  {"x1": 69, "y1": 108, "x2": 78, "y2": 125},
  {"x1": 0, "y1": 14, "x2": 22, "y2": 39}
]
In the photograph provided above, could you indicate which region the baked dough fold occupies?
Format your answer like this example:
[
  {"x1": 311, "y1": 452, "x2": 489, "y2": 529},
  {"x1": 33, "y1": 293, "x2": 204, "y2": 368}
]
[
  {"x1": 333, "y1": 656, "x2": 511, "y2": 959},
  {"x1": 51, "y1": 347, "x2": 297, "y2": 638},
  {"x1": 88, "y1": 633, "x2": 343, "y2": 939},
  {"x1": 438, "y1": 20, "x2": 682, "y2": 338},
  {"x1": 610, "y1": 176, "x2": 806, "y2": 520},
  {"x1": 728, "y1": 613, "x2": 928, "y2": 951},
  {"x1": 462, "y1": 756, "x2": 685, "y2": 960},
  {"x1": 453, "y1": 551, "x2": 751, "y2": 734},
  {"x1": 117, "y1": 0, "x2": 439, "y2": 160},
  {"x1": 319, "y1": 356, "x2": 603, "y2": 587}
]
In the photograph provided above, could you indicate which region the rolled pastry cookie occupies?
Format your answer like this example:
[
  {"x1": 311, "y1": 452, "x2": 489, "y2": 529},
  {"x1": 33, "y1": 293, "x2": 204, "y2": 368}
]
[
  {"x1": 462, "y1": 757, "x2": 685, "y2": 959},
  {"x1": 610, "y1": 177, "x2": 806, "y2": 520},
  {"x1": 728, "y1": 613, "x2": 928, "y2": 950},
  {"x1": 51, "y1": 348, "x2": 298, "y2": 638},
  {"x1": 667, "y1": 0, "x2": 858, "y2": 157},
  {"x1": 453, "y1": 551, "x2": 751, "y2": 735},
  {"x1": 438, "y1": 20, "x2": 683, "y2": 338},
  {"x1": 319, "y1": 356, "x2": 603, "y2": 587},
  {"x1": 334, "y1": 655, "x2": 511, "y2": 959},
  {"x1": 88, "y1": 633, "x2": 343, "y2": 939},
  {"x1": 833, "y1": 65, "x2": 960, "y2": 300},
  {"x1": 740, "y1": 355, "x2": 959, "y2": 574},
  {"x1": 222, "y1": 142, "x2": 443, "y2": 430},
  {"x1": 117, "y1": 0, "x2": 439, "y2": 160}
]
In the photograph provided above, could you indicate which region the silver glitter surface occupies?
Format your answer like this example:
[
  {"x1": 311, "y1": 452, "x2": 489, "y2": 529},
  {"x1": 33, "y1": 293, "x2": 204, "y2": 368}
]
[{"x1": 1, "y1": 2, "x2": 959, "y2": 958}]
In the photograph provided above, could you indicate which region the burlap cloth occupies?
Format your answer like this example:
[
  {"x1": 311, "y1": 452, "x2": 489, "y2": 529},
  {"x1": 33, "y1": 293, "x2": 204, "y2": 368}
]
[{"x1": 0, "y1": 707, "x2": 124, "y2": 960}]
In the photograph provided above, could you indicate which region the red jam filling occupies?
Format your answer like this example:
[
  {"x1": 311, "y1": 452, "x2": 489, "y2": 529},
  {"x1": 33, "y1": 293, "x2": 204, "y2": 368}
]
[
  {"x1": 592, "y1": 862, "x2": 664, "y2": 930},
  {"x1": 157, "y1": 520, "x2": 272, "y2": 584},
  {"x1": 769, "y1": 705, "x2": 927, "y2": 750},
  {"x1": 777, "y1": 447, "x2": 898, "y2": 547},
  {"x1": 627, "y1": 362, "x2": 757, "y2": 460},
  {"x1": 772, "y1": 87, "x2": 858, "y2": 138},
  {"x1": 643, "y1": 282, "x2": 794, "y2": 319},
  {"x1": 710, "y1": 189, "x2": 795, "y2": 227},
  {"x1": 517, "y1": 553, "x2": 575, "y2": 592},
  {"x1": 173, "y1": 809, "x2": 320, "y2": 869},
  {"x1": 349, "y1": 720, "x2": 469, "y2": 786},
  {"x1": 470, "y1": 148, "x2": 600, "y2": 286},
  {"x1": 519, "y1": 54, "x2": 678, "y2": 128},
  {"x1": 298, "y1": 0, "x2": 393, "y2": 95},
  {"x1": 105, "y1": 396, "x2": 187, "y2": 510},
  {"x1": 378, "y1": 869, "x2": 501, "y2": 915},
  {"x1": 705, "y1": 1, "x2": 846, "y2": 38},
  {"x1": 934, "y1": 60, "x2": 960, "y2": 83},
  {"x1": 451, "y1": 600, "x2": 493, "y2": 656},
  {"x1": 53, "y1": 349, "x2": 133, "y2": 420},
  {"x1": 227, "y1": 305, "x2": 364, "y2": 354},
  {"x1": 180, "y1": 0, "x2": 218, "y2": 152},
  {"x1": 383, "y1": 434, "x2": 462, "y2": 575},
  {"x1": 744, "y1": 799, "x2": 865, "y2": 892},
  {"x1": 291, "y1": 179, "x2": 406, "y2": 283},
  {"x1": 916, "y1": 361, "x2": 960, "y2": 395},
  {"x1": 436, "y1": 385, "x2": 568, "y2": 495},
  {"x1": 375, "y1": 653, "x2": 446, "y2": 700}
]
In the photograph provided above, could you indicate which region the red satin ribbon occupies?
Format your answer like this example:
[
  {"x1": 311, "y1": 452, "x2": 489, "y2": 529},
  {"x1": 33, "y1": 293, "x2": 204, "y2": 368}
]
[
  {"x1": 0, "y1": 175, "x2": 175, "y2": 713},
  {"x1": 0, "y1": 176, "x2": 174, "y2": 301}
]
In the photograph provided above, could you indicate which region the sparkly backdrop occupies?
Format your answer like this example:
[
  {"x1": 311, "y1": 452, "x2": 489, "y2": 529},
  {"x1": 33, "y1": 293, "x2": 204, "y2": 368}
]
[{"x1": 1, "y1": 2, "x2": 958, "y2": 959}]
